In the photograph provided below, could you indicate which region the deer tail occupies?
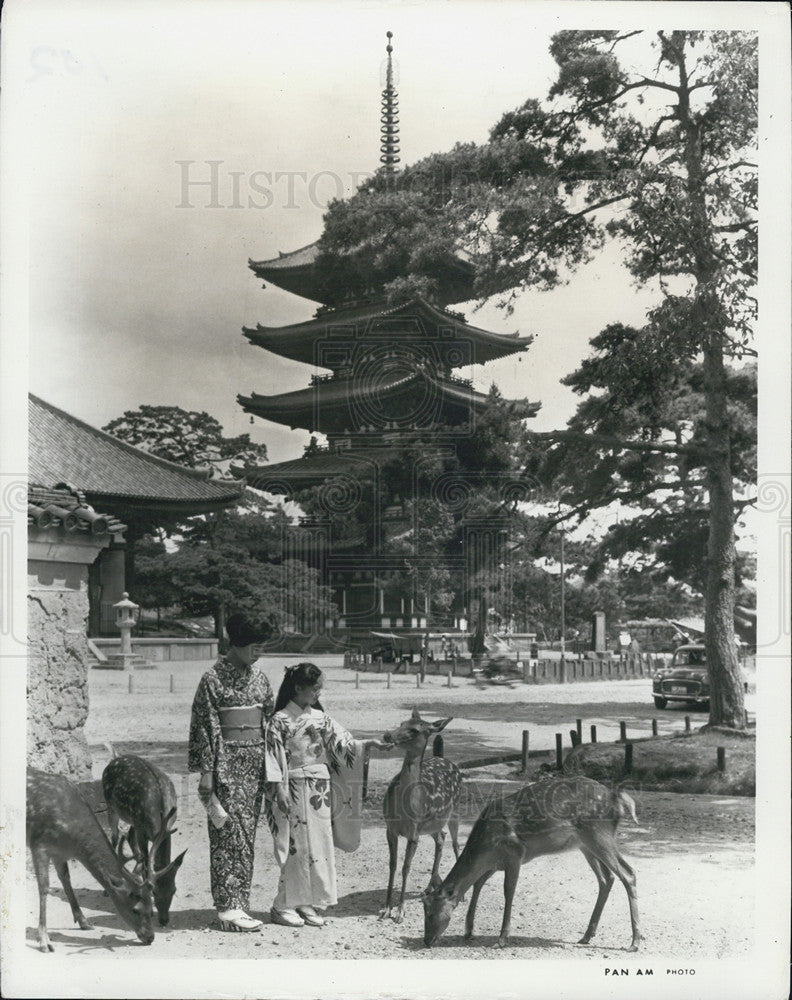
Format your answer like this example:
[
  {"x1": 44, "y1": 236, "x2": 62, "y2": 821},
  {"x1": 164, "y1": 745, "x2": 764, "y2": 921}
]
[{"x1": 614, "y1": 786, "x2": 638, "y2": 825}]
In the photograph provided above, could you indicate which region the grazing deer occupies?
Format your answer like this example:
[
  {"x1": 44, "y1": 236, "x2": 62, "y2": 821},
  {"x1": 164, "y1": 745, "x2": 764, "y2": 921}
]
[
  {"x1": 26, "y1": 767, "x2": 160, "y2": 952},
  {"x1": 421, "y1": 776, "x2": 641, "y2": 951},
  {"x1": 379, "y1": 709, "x2": 462, "y2": 923},
  {"x1": 102, "y1": 754, "x2": 187, "y2": 926}
]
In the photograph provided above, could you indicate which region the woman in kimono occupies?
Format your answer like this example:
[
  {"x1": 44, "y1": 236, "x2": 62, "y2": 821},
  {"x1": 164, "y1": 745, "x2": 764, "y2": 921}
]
[{"x1": 263, "y1": 662, "x2": 392, "y2": 927}]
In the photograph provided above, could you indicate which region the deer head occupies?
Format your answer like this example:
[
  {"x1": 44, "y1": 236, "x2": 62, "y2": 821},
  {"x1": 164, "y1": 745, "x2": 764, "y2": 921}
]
[
  {"x1": 148, "y1": 807, "x2": 187, "y2": 927},
  {"x1": 383, "y1": 709, "x2": 453, "y2": 758},
  {"x1": 420, "y1": 883, "x2": 458, "y2": 947},
  {"x1": 107, "y1": 835, "x2": 156, "y2": 945}
]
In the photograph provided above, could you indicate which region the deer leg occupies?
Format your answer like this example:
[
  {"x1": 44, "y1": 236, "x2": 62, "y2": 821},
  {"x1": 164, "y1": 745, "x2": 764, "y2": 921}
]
[
  {"x1": 579, "y1": 829, "x2": 642, "y2": 952},
  {"x1": 54, "y1": 861, "x2": 93, "y2": 931},
  {"x1": 448, "y1": 818, "x2": 461, "y2": 860},
  {"x1": 30, "y1": 846, "x2": 54, "y2": 953},
  {"x1": 464, "y1": 868, "x2": 496, "y2": 940},
  {"x1": 393, "y1": 837, "x2": 419, "y2": 924},
  {"x1": 378, "y1": 828, "x2": 399, "y2": 919},
  {"x1": 577, "y1": 850, "x2": 613, "y2": 945},
  {"x1": 106, "y1": 803, "x2": 120, "y2": 849},
  {"x1": 428, "y1": 830, "x2": 446, "y2": 888},
  {"x1": 494, "y1": 855, "x2": 521, "y2": 949}
]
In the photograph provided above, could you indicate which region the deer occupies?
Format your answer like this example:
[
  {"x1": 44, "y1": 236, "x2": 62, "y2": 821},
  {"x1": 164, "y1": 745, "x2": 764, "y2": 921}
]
[
  {"x1": 421, "y1": 775, "x2": 641, "y2": 951},
  {"x1": 378, "y1": 709, "x2": 462, "y2": 923},
  {"x1": 26, "y1": 767, "x2": 162, "y2": 952},
  {"x1": 102, "y1": 754, "x2": 187, "y2": 926}
]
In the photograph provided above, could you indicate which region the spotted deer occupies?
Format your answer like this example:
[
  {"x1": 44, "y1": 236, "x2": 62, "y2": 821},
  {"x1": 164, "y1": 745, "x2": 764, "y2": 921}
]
[
  {"x1": 422, "y1": 776, "x2": 641, "y2": 950},
  {"x1": 26, "y1": 767, "x2": 160, "y2": 952},
  {"x1": 379, "y1": 709, "x2": 462, "y2": 922},
  {"x1": 102, "y1": 754, "x2": 186, "y2": 926}
]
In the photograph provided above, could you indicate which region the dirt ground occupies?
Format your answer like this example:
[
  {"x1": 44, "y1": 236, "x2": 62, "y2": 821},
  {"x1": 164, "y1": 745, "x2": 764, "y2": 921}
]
[{"x1": 26, "y1": 657, "x2": 755, "y2": 960}]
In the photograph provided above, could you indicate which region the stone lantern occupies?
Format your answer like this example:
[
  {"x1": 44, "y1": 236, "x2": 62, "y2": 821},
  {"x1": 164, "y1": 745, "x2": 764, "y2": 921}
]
[{"x1": 108, "y1": 592, "x2": 141, "y2": 670}]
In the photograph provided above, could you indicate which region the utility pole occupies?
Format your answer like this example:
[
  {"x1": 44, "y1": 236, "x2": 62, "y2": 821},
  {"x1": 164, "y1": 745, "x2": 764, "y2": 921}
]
[{"x1": 559, "y1": 528, "x2": 566, "y2": 663}]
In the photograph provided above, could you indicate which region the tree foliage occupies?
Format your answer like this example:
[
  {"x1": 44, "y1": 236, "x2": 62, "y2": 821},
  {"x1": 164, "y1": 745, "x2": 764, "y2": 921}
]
[{"x1": 103, "y1": 405, "x2": 268, "y2": 475}]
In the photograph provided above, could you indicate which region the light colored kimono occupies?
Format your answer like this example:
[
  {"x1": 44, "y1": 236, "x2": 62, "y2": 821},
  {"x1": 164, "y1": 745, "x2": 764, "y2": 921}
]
[{"x1": 263, "y1": 702, "x2": 365, "y2": 909}]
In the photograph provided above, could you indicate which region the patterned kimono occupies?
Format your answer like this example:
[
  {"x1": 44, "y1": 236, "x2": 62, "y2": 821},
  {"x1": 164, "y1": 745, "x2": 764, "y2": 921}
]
[
  {"x1": 263, "y1": 702, "x2": 365, "y2": 910},
  {"x1": 188, "y1": 656, "x2": 275, "y2": 911}
]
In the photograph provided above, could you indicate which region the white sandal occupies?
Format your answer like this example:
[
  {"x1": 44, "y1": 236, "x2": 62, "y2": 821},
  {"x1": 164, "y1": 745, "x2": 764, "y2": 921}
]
[
  {"x1": 296, "y1": 905, "x2": 325, "y2": 927},
  {"x1": 217, "y1": 909, "x2": 263, "y2": 932},
  {"x1": 270, "y1": 907, "x2": 305, "y2": 927}
]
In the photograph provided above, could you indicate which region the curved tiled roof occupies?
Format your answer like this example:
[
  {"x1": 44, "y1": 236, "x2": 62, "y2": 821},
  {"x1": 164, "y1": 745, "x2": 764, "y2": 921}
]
[
  {"x1": 29, "y1": 395, "x2": 244, "y2": 510},
  {"x1": 243, "y1": 295, "x2": 532, "y2": 368},
  {"x1": 249, "y1": 242, "x2": 476, "y2": 307},
  {"x1": 28, "y1": 485, "x2": 127, "y2": 538}
]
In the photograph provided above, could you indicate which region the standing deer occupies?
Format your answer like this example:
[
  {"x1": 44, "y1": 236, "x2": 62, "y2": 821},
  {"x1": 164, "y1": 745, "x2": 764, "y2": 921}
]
[
  {"x1": 26, "y1": 767, "x2": 159, "y2": 952},
  {"x1": 421, "y1": 776, "x2": 642, "y2": 950},
  {"x1": 379, "y1": 709, "x2": 462, "y2": 922},
  {"x1": 102, "y1": 754, "x2": 187, "y2": 926}
]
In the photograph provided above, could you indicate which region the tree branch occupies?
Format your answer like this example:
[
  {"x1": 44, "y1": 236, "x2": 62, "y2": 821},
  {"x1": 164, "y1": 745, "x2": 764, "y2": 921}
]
[{"x1": 524, "y1": 428, "x2": 715, "y2": 456}]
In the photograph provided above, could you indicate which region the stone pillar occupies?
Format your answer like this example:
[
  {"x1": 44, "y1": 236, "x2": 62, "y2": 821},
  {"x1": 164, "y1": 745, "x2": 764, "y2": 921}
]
[{"x1": 27, "y1": 526, "x2": 115, "y2": 780}]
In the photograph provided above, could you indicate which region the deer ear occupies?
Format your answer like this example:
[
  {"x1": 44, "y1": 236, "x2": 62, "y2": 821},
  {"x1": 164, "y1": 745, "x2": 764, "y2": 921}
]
[
  {"x1": 410, "y1": 707, "x2": 421, "y2": 720},
  {"x1": 153, "y1": 848, "x2": 187, "y2": 881},
  {"x1": 432, "y1": 717, "x2": 453, "y2": 732}
]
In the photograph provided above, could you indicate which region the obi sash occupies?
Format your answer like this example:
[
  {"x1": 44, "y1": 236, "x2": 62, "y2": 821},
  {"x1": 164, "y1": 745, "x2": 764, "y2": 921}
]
[{"x1": 218, "y1": 705, "x2": 263, "y2": 743}]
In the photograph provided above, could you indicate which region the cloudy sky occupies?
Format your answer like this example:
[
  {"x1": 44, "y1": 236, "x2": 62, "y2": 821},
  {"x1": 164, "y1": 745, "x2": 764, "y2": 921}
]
[{"x1": 3, "y1": 1, "x2": 786, "y2": 472}]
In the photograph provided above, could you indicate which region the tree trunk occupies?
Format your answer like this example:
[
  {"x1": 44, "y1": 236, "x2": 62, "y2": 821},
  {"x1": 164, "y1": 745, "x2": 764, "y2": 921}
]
[
  {"x1": 703, "y1": 339, "x2": 746, "y2": 728},
  {"x1": 676, "y1": 42, "x2": 747, "y2": 729},
  {"x1": 215, "y1": 603, "x2": 226, "y2": 642}
]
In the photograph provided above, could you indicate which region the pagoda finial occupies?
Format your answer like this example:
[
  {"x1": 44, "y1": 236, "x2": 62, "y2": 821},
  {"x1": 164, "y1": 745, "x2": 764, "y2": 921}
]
[{"x1": 380, "y1": 30, "x2": 400, "y2": 177}]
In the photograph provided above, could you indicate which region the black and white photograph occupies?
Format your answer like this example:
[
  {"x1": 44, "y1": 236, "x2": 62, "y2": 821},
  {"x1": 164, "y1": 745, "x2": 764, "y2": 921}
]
[{"x1": 1, "y1": 2, "x2": 789, "y2": 998}]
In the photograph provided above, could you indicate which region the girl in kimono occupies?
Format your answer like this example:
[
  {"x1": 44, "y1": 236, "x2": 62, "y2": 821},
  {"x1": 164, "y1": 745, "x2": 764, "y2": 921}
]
[{"x1": 263, "y1": 663, "x2": 392, "y2": 927}]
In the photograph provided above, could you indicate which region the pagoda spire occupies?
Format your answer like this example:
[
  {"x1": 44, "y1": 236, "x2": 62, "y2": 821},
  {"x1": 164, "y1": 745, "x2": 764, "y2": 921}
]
[{"x1": 380, "y1": 31, "x2": 400, "y2": 176}]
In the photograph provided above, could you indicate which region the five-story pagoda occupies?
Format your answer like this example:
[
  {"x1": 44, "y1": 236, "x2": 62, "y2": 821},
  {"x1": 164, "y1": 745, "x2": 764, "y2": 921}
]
[{"x1": 239, "y1": 34, "x2": 538, "y2": 649}]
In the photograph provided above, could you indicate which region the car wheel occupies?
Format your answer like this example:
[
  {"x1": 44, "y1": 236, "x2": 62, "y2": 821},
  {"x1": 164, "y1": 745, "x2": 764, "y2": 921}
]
[{"x1": 653, "y1": 696, "x2": 667, "y2": 709}]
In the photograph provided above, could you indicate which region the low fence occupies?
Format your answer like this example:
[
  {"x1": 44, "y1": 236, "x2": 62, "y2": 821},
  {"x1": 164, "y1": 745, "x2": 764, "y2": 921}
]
[
  {"x1": 91, "y1": 637, "x2": 219, "y2": 662},
  {"x1": 344, "y1": 650, "x2": 666, "y2": 684}
]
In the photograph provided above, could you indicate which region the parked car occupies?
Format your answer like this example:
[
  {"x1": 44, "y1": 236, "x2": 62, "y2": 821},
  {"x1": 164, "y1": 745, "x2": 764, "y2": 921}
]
[{"x1": 652, "y1": 642, "x2": 748, "y2": 710}]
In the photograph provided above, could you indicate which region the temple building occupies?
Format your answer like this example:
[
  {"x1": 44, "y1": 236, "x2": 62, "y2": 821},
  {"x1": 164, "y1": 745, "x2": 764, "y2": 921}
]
[
  {"x1": 29, "y1": 394, "x2": 244, "y2": 635},
  {"x1": 238, "y1": 35, "x2": 537, "y2": 648}
]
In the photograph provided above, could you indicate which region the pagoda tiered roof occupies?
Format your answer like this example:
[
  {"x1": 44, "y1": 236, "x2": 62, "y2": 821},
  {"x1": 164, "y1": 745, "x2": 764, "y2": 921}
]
[
  {"x1": 241, "y1": 446, "x2": 400, "y2": 494},
  {"x1": 249, "y1": 242, "x2": 476, "y2": 308},
  {"x1": 243, "y1": 296, "x2": 532, "y2": 368},
  {"x1": 238, "y1": 369, "x2": 538, "y2": 435}
]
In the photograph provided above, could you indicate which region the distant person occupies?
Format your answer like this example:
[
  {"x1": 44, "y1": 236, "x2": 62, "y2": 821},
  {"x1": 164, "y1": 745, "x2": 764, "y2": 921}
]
[
  {"x1": 529, "y1": 640, "x2": 539, "y2": 663},
  {"x1": 188, "y1": 613, "x2": 278, "y2": 932},
  {"x1": 263, "y1": 663, "x2": 392, "y2": 927}
]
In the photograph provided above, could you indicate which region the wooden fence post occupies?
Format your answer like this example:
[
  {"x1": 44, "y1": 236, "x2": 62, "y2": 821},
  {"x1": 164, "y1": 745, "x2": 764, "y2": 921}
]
[
  {"x1": 355, "y1": 671, "x2": 360, "y2": 689},
  {"x1": 717, "y1": 746, "x2": 726, "y2": 772},
  {"x1": 447, "y1": 669, "x2": 452, "y2": 688},
  {"x1": 128, "y1": 673, "x2": 133, "y2": 694},
  {"x1": 651, "y1": 718, "x2": 658, "y2": 736},
  {"x1": 684, "y1": 715, "x2": 691, "y2": 733},
  {"x1": 555, "y1": 733, "x2": 563, "y2": 770},
  {"x1": 576, "y1": 718, "x2": 582, "y2": 742},
  {"x1": 169, "y1": 674, "x2": 174, "y2": 694},
  {"x1": 619, "y1": 720, "x2": 627, "y2": 742},
  {"x1": 624, "y1": 742, "x2": 633, "y2": 774},
  {"x1": 386, "y1": 669, "x2": 391, "y2": 689},
  {"x1": 521, "y1": 730, "x2": 530, "y2": 772},
  {"x1": 570, "y1": 729, "x2": 580, "y2": 748},
  {"x1": 590, "y1": 725, "x2": 597, "y2": 743}
]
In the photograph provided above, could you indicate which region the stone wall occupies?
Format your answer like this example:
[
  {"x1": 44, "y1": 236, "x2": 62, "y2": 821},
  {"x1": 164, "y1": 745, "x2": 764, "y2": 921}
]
[{"x1": 27, "y1": 530, "x2": 112, "y2": 780}]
